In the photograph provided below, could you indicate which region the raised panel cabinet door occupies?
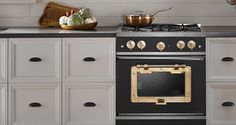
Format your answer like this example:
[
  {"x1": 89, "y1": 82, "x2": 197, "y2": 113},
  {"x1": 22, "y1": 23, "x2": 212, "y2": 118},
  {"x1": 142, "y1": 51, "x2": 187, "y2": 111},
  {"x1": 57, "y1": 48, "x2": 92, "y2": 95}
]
[
  {"x1": 9, "y1": 84, "x2": 61, "y2": 125},
  {"x1": 0, "y1": 84, "x2": 7, "y2": 125},
  {"x1": 207, "y1": 38, "x2": 236, "y2": 82},
  {"x1": 207, "y1": 84, "x2": 236, "y2": 125},
  {"x1": 63, "y1": 38, "x2": 115, "y2": 82},
  {"x1": 0, "y1": 39, "x2": 7, "y2": 83},
  {"x1": 63, "y1": 84, "x2": 115, "y2": 125},
  {"x1": 9, "y1": 38, "x2": 61, "y2": 83}
]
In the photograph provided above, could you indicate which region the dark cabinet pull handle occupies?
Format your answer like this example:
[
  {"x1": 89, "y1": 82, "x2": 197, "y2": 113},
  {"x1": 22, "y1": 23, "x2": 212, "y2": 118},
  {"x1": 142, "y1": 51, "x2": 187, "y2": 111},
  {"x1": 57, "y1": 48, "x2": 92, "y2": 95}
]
[
  {"x1": 222, "y1": 57, "x2": 234, "y2": 62},
  {"x1": 29, "y1": 57, "x2": 42, "y2": 62},
  {"x1": 83, "y1": 102, "x2": 96, "y2": 107},
  {"x1": 222, "y1": 101, "x2": 235, "y2": 107},
  {"x1": 83, "y1": 57, "x2": 96, "y2": 62},
  {"x1": 29, "y1": 102, "x2": 42, "y2": 107}
]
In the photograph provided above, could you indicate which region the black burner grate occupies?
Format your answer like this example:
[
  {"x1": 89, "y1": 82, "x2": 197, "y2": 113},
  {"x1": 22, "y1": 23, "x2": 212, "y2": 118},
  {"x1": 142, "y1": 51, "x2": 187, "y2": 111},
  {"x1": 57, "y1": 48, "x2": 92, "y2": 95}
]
[{"x1": 121, "y1": 23, "x2": 201, "y2": 32}]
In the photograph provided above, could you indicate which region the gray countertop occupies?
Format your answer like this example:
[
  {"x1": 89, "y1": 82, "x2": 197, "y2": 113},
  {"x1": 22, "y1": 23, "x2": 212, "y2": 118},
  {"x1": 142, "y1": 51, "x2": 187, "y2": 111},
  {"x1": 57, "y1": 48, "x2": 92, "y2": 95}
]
[
  {"x1": 0, "y1": 26, "x2": 117, "y2": 38},
  {"x1": 0, "y1": 26, "x2": 236, "y2": 38},
  {"x1": 203, "y1": 26, "x2": 236, "y2": 37}
]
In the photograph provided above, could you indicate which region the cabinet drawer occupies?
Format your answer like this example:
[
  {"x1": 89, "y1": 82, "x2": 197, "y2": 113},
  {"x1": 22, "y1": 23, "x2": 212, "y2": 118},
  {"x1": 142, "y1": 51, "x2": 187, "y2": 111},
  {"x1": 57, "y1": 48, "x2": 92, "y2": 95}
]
[
  {"x1": 63, "y1": 84, "x2": 115, "y2": 125},
  {"x1": 9, "y1": 38, "x2": 61, "y2": 82},
  {"x1": 117, "y1": 119, "x2": 205, "y2": 125},
  {"x1": 207, "y1": 85, "x2": 236, "y2": 125},
  {"x1": 207, "y1": 38, "x2": 236, "y2": 81},
  {"x1": 63, "y1": 38, "x2": 115, "y2": 82},
  {"x1": 0, "y1": 39, "x2": 7, "y2": 83},
  {"x1": 9, "y1": 84, "x2": 61, "y2": 125},
  {"x1": 0, "y1": 84, "x2": 7, "y2": 125}
]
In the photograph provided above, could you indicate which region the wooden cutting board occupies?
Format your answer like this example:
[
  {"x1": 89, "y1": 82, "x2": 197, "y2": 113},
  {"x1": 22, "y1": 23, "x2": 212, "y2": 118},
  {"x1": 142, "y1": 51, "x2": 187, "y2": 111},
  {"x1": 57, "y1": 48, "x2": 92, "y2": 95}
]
[{"x1": 39, "y1": 2, "x2": 80, "y2": 27}]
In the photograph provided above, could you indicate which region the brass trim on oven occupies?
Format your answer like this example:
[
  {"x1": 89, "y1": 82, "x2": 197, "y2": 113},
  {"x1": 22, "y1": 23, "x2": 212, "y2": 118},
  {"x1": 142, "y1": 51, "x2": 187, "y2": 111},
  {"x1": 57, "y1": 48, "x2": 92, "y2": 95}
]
[{"x1": 131, "y1": 64, "x2": 191, "y2": 105}]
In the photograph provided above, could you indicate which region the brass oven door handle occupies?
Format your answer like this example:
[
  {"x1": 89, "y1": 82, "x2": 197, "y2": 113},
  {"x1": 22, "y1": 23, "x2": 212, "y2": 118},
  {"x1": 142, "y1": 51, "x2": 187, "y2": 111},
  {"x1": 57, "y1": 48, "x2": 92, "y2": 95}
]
[
  {"x1": 136, "y1": 64, "x2": 186, "y2": 68},
  {"x1": 117, "y1": 56, "x2": 204, "y2": 61}
]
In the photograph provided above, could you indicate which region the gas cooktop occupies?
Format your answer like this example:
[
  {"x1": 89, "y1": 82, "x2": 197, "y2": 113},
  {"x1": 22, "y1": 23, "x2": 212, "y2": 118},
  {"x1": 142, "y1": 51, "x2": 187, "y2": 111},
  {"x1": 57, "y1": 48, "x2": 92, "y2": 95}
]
[
  {"x1": 121, "y1": 23, "x2": 201, "y2": 32},
  {"x1": 117, "y1": 23, "x2": 205, "y2": 37},
  {"x1": 116, "y1": 23, "x2": 205, "y2": 52}
]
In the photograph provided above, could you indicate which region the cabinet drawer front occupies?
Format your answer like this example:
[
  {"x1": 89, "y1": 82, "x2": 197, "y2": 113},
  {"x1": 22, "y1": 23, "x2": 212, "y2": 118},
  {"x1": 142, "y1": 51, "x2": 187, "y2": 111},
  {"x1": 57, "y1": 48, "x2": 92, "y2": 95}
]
[
  {"x1": 0, "y1": 39, "x2": 7, "y2": 83},
  {"x1": 9, "y1": 38, "x2": 61, "y2": 82},
  {"x1": 207, "y1": 38, "x2": 236, "y2": 81},
  {"x1": 63, "y1": 85, "x2": 115, "y2": 125},
  {"x1": 208, "y1": 85, "x2": 236, "y2": 125},
  {"x1": 63, "y1": 38, "x2": 115, "y2": 82},
  {"x1": 9, "y1": 84, "x2": 61, "y2": 125},
  {"x1": 117, "y1": 119, "x2": 205, "y2": 125},
  {"x1": 0, "y1": 84, "x2": 7, "y2": 125}
]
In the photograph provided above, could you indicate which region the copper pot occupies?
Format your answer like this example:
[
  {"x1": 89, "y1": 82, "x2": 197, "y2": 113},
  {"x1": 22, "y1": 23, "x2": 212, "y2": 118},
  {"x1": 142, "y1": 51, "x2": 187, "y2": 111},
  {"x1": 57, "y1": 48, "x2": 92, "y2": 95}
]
[
  {"x1": 124, "y1": 7, "x2": 173, "y2": 27},
  {"x1": 226, "y1": 0, "x2": 236, "y2": 5}
]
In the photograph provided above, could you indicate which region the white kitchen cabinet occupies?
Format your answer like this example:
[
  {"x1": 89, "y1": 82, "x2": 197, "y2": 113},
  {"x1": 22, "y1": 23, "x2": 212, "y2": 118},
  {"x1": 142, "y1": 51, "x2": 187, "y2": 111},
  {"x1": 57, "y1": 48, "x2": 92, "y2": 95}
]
[
  {"x1": 9, "y1": 38, "x2": 61, "y2": 83},
  {"x1": 206, "y1": 37, "x2": 236, "y2": 125},
  {"x1": 9, "y1": 84, "x2": 61, "y2": 125},
  {"x1": 63, "y1": 38, "x2": 115, "y2": 83},
  {"x1": 0, "y1": 39, "x2": 7, "y2": 83},
  {"x1": 0, "y1": 0, "x2": 36, "y2": 4},
  {"x1": 0, "y1": 84, "x2": 7, "y2": 125},
  {"x1": 4, "y1": 37, "x2": 116, "y2": 125},
  {"x1": 207, "y1": 84, "x2": 236, "y2": 125},
  {"x1": 207, "y1": 38, "x2": 236, "y2": 82},
  {"x1": 63, "y1": 84, "x2": 115, "y2": 125}
]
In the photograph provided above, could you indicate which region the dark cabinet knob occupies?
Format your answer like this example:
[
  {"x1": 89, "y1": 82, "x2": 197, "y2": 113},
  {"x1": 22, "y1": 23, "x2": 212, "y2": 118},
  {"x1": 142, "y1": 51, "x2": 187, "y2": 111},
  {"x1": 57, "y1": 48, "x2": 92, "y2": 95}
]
[
  {"x1": 29, "y1": 57, "x2": 42, "y2": 62},
  {"x1": 83, "y1": 102, "x2": 96, "y2": 107},
  {"x1": 29, "y1": 102, "x2": 42, "y2": 107},
  {"x1": 222, "y1": 101, "x2": 235, "y2": 107},
  {"x1": 222, "y1": 57, "x2": 234, "y2": 62},
  {"x1": 83, "y1": 57, "x2": 96, "y2": 62}
]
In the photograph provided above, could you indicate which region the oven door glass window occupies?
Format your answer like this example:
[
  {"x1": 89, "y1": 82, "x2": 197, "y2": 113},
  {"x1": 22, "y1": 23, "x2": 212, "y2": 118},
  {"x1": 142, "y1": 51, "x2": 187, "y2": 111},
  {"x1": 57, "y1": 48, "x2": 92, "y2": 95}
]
[{"x1": 131, "y1": 64, "x2": 191, "y2": 105}]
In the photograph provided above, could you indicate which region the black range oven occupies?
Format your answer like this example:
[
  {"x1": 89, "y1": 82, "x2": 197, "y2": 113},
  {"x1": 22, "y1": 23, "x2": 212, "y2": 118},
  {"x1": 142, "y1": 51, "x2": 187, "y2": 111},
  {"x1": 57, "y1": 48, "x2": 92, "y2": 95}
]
[{"x1": 116, "y1": 24, "x2": 206, "y2": 125}]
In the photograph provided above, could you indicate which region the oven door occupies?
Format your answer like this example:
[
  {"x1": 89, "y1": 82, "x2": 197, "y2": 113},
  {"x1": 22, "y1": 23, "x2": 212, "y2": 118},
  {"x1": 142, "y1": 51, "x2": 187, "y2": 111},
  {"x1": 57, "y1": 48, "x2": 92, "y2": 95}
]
[{"x1": 116, "y1": 56, "x2": 205, "y2": 114}]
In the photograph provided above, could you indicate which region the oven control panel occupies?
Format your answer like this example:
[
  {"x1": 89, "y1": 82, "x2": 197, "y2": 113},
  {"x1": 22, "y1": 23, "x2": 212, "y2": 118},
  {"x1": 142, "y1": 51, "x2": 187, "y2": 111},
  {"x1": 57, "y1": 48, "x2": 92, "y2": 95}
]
[{"x1": 116, "y1": 37, "x2": 205, "y2": 52}]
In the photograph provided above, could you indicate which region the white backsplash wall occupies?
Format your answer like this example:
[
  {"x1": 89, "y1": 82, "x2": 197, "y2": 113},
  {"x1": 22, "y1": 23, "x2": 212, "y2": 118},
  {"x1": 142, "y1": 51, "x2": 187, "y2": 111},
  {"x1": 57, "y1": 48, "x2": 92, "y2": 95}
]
[{"x1": 0, "y1": 0, "x2": 236, "y2": 26}]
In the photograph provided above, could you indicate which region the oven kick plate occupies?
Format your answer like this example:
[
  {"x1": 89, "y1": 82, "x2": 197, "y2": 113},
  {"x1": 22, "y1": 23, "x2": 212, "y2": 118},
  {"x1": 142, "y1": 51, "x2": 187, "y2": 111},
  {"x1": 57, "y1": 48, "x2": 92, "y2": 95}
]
[{"x1": 131, "y1": 64, "x2": 192, "y2": 105}]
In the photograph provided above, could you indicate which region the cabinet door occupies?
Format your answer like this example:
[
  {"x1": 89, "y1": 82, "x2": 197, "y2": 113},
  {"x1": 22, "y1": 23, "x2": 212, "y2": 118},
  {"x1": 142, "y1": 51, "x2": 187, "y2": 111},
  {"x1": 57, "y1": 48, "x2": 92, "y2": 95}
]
[
  {"x1": 0, "y1": 39, "x2": 7, "y2": 83},
  {"x1": 0, "y1": 84, "x2": 7, "y2": 125},
  {"x1": 207, "y1": 38, "x2": 236, "y2": 82},
  {"x1": 9, "y1": 84, "x2": 61, "y2": 125},
  {"x1": 63, "y1": 38, "x2": 115, "y2": 83},
  {"x1": 207, "y1": 84, "x2": 236, "y2": 125},
  {"x1": 63, "y1": 84, "x2": 115, "y2": 125},
  {"x1": 9, "y1": 38, "x2": 61, "y2": 83}
]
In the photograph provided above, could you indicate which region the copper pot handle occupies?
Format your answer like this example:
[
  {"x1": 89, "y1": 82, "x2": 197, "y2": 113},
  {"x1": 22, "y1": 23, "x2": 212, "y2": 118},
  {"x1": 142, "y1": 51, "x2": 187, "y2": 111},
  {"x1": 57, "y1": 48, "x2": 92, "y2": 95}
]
[
  {"x1": 135, "y1": 11, "x2": 144, "y2": 16},
  {"x1": 153, "y1": 7, "x2": 173, "y2": 16}
]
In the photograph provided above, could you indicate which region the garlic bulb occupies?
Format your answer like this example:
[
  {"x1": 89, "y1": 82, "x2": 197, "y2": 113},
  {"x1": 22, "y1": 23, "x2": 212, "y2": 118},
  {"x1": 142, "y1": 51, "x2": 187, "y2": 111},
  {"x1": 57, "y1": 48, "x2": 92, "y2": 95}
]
[
  {"x1": 59, "y1": 16, "x2": 68, "y2": 25},
  {"x1": 91, "y1": 17, "x2": 97, "y2": 22},
  {"x1": 85, "y1": 18, "x2": 94, "y2": 24}
]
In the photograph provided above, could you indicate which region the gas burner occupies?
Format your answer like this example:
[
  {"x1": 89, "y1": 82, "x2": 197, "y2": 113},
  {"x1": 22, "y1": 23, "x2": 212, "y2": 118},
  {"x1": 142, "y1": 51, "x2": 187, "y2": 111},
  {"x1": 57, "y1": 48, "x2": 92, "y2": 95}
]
[
  {"x1": 121, "y1": 26, "x2": 153, "y2": 32},
  {"x1": 121, "y1": 23, "x2": 201, "y2": 32},
  {"x1": 184, "y1": 24, "x2": 201, "y2": 32},
  {"x1": 161, "y1": 24, "x2": 184, "y2": 32}
]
